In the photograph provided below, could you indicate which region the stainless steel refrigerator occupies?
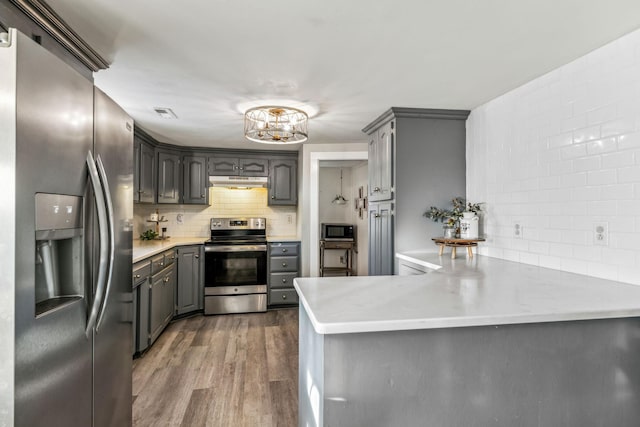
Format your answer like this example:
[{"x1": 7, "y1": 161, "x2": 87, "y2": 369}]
[{"x1": 0, "y1": 28, "x2": 133, "y2": 426}]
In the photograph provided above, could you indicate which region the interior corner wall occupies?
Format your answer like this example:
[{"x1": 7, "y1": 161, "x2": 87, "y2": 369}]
[{"x1": 466, "y1": 28, "x2": 640, "y2": 285}]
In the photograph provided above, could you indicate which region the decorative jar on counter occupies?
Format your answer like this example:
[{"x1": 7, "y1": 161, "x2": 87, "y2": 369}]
[{"x1": 459, "y1": 212, "x2": 479, "y2": 239}]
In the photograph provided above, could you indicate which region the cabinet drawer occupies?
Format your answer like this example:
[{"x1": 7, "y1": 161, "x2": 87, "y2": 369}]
[
  {"x1": 150, "y1": 254, "x2": 165, "y2": 275},
  {"x1": 270, "y1": 272, "x2": 298, "y2": 289},
  {"x1": 133, "y1": 261, "x2": 150, "y2": 288},
  {"x1": 270, "y1": 289, "x2": 299, "y2": 305},
  {"x1": 270, "y1": 256, "x2": 298, "y2": 272},
  {"x1": 163, "y1": 249, "x2": 176, "y2": 267},
  {"x1": 269, "y1": 242, "x2": 299, "y2": 257}
]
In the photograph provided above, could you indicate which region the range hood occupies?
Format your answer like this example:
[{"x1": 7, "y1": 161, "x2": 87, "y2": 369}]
[{"x1": 209, "y1": 175, "x2": 268, "y2": 188}]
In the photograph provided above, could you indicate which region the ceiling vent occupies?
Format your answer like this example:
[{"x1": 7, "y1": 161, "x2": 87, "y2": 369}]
[{"x1": 153, "y1": 107, "x2": 177, "y2": 119}]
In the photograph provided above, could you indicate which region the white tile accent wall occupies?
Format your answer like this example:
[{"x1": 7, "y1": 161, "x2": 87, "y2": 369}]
[
  {"x1": 134, "y1": 187, "x2": 297, "y2": 239},
  {"x1": 467, "y1": 28, "x2": 640, "y2": 285}
]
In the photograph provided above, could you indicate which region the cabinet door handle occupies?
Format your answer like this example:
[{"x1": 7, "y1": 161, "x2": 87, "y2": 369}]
[
  {"x1": 195, "y1": 255, "x2": 199, "y2": 259},
  {"x1": 271, "y1": 195, "x2": 275, "y2": 199},
  {"x1": 134, "y1": 274, "x2": 141, "y2": 279},
  {"x1": 282, "y1": 248, "x2": 288, "y2": 253},
  {"x1": 164, "y1": 277, "x2": 170, "y2": 283},
  {"x1": 282, "y1": 262, "x2": 287, "y2": 267},
  {"x1": 282, "y1": 278, "x2": 287, "y2": 283},
  {"x1": 201, "y1": 194, "x2": 206, "y2": 198},
  {"x1": 138, "y1": 190, "x2": 145, "y2": 194},
  {"x1": 282, "y1": 295, "x2": 287, "y2": 300},
  {"x1": 159, "y1": 262, "x2": 165, "y2": 267},
  {"x1": 374, "y1": 213, "x2": 381, "y2": 218},
  {"x1": 239, "y1": 167, "x2": 244, "y2": 170}
]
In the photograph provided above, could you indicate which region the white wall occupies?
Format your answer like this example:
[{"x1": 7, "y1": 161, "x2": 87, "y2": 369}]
[
  {"x1": 467, "y1": 28, "x2": 640, "y2": 285},
  {"x1": 319, "y1": 167, "x2": 353, "y2": 224},
  {"x1": 134, "y1": 187, "x2": 297, "y2": 238}
]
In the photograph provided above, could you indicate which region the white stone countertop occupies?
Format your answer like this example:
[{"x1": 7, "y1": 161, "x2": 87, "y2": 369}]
[
  {"x1": 133, "y1": 237, "x2": 208, "y2": 263},
  {"x1": 294, "y1": 251, "x2": 640, "y2": 335}
]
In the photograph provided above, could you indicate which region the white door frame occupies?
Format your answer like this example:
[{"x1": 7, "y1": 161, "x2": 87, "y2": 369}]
[{"x1": 309, "y1": 150, "x2": 368, "y2": 276}]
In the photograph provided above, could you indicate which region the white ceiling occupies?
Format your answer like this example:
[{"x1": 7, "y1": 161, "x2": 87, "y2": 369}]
[{"x1": 46, "y1": 0, "x2": 640, "y2": 150}]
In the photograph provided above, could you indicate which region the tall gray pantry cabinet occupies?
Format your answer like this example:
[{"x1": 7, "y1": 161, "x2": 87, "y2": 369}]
[{"x1": 363, "y1": 108, "x2": 469, "y2": 275}]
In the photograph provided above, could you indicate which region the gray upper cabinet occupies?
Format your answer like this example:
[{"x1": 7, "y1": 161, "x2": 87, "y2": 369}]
[
  {"x1": 209, "y1": 155, "x2": 268, "y2": 176},
  {"x1": 182, "y1": 155, "x2": 208, "y2": 205},
  {"x1": 134, "y1": 138, "x2": 155, "y2": 203},
  {"x1": 157, "y1": 150, "x2": 180, "y2": 204},
  {"x1": 176, "y1": 245, "x2": 203, "y2": 315},
  {"x1": 362, "y1": 108, "x2": 469, "y2": 276},
  {"x1": 239, "y1": 158, "x2": 269, "y2": 176},
  {"x1": 368, "y1": 121, "x2": 394, "y2": 202},
  {"x1": 268, "y1": 159, "x2": 297, "y2": 205}
]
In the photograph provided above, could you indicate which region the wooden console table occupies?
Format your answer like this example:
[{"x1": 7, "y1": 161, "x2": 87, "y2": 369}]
[{"x1": 431, "y1": 237, "x2": 485, "y2": 259}]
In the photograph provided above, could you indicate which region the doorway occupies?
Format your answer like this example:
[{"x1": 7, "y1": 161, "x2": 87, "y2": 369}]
[{"x1": 308, "y1": 150, "x2": 368, "y2": 277}]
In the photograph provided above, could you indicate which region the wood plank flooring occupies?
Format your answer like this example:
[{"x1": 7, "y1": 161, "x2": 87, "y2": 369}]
[{"x1": 132, "y1": 308, "x2": 299, "y2": 427}]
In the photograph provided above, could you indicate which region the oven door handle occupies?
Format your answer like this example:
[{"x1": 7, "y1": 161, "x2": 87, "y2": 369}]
[{"x1": 205, "y1": 244, "x2": 267, "y2": 252}]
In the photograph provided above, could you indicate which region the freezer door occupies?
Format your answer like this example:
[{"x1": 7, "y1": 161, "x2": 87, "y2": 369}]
[
  {"x1": 11, "y1": 29, "x2": 93, "y2": 427},
  {"x1": 92, "y1": 87, "x2": 134, "y2": 427}
]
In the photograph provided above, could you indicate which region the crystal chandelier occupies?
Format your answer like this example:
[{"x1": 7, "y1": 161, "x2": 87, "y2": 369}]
[{"x1": 244, "y1": 106, "x2": 308, "y2": 144}]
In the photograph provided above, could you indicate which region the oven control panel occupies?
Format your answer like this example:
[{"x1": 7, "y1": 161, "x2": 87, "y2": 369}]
[{"x1": 210, "y1": 217, "x2": 266, "y2": 230}]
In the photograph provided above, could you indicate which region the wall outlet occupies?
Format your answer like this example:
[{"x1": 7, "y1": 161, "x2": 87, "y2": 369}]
[
  {"x1": 340, "y1": 256, "x2": 345, "y2": 264},
  {"x1": 176, "y1": 213, "x2": 184, "y2": 224},
  {"x1": 514, "y1": 222, "x2": 523, "y2": 239},
  {"x1": 287, "y1": 214, "x2": 292, "y2": 224},
  {"x1": 593, "y1": 222, "x2": 608, "y2": 246}
]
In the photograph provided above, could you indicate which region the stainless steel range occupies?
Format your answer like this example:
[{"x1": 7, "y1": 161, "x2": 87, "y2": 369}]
[{"x1": 204, "y1": 218, "x2": 268, "y2": 315}]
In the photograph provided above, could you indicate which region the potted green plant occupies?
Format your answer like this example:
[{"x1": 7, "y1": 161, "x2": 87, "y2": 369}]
[{"x1": 424, "y1": 197, "x2": 483, "y2": 238}]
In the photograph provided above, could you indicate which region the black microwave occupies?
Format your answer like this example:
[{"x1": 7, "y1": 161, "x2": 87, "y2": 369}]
[{"x1": 321, "y1": 223, "x2": 355, "y2": 241}]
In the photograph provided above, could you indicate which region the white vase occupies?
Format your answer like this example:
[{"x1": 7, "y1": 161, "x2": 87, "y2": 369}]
[{"x1": 459, "y1": 212, "x2": 479, "y2": 239}]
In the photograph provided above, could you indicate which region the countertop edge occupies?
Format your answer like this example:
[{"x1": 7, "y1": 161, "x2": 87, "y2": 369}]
[
  {"x1": 395, "y1": 252, "x2": 443, "y2": 271},
  {"x1": 296, "y1": 253, "x2": 640, "y2": 335},
  {"x1": 133, "y1": 238, "x2": 208, "y2": 263}
]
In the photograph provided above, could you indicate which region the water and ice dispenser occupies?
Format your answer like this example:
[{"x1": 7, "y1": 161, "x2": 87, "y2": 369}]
[{"x1": 34, "y1": 193, "x2": 84, "y2": 316}]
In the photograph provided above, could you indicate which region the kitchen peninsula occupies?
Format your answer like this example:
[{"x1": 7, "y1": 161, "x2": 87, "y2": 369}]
[{"x1": 294, "y1": 253, "x2": 640, "y2": 426}]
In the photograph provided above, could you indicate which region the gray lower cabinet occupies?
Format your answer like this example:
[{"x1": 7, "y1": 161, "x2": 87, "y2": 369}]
[
  {"x1": 157, "y1": 150, "x2": 180, "y2": 204},
  {"x1": 268, "y1": 241, "x2": 300, "y2": 306},
  {"x1": 132, "y1": 260, "x2": 151, "y2": 355},
  {"x1": 134, "y1": 249, "x2": 176, "y2": 353},
  {"x1": 368, "y1": 201, "x2": 394, "y2": 276},
  {"x1": 176, "y1": 245, "x2": 203, "y2": 315},
  {"x1": 268, "y1": 159, "x2": 297, "y2": 205}
]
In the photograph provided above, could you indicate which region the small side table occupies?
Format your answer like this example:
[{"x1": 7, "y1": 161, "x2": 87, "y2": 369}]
[
  {"x1": 320, "y1": 239, "x2": 357, "y2": 277},
  {"x1": 431, "y1": 237, "x2": 485, "y2": 259}
]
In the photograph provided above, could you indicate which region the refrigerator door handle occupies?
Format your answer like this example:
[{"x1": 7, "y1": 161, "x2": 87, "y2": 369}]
[
  {"x1": 85, "y1": 151, "x2": 109, "y2": 337},
  {"x1": 95, "y1": 154, "x2": 115, "y2": 332}
]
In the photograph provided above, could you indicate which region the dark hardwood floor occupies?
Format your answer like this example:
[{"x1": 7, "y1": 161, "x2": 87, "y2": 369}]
[{"x1": 132, "y1": 308, "x2": 299, "y2": 427}]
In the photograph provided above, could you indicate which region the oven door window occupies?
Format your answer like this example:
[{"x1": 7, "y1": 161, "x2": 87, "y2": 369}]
[{"x1": 205, "y1": 251, "x2": 267, "y2": 286}]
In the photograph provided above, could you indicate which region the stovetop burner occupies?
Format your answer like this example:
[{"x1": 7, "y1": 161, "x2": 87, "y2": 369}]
[{"x1": 207, "y1": 217, "x2": 266, "y2": 245}]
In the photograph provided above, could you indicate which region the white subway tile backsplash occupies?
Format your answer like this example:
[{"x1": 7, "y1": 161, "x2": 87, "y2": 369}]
[
  {"x1": 586, "y1": 137, "x2": 617, "y2": 155},
  {"x1": 617, "y1": 132, "x2": 640, "y2": 150},
  {"x1": 467, "y1": 28, "x2": 640, "y2": 285},
  {"x1": 133, "y1": 187, "x2": 297, "y2": 238},
  {"x1": 586, "y1": 169, "x2": 617, "y2": 186},
  {"x1": 601, "y1": 151, "x2": 635, "y2": 168}
]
